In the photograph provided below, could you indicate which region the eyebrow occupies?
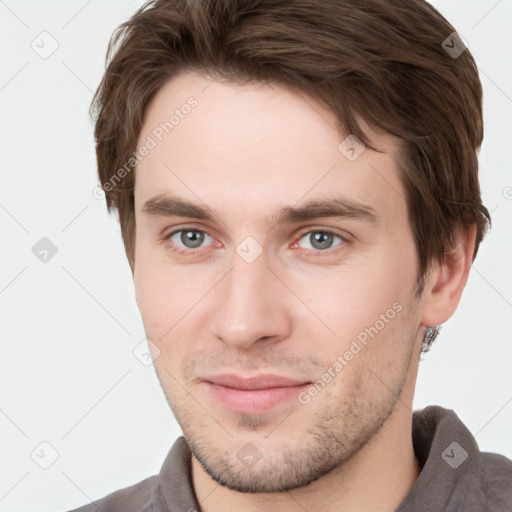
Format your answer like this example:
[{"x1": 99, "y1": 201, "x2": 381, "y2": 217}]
[{"x1": 142, "y1": 194, "x2": 379, "y2": 226}]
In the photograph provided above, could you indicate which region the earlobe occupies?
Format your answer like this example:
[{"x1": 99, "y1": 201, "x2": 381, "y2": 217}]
[{"x1": 420, "y1": 225, "x2": 477, "y2": 328}]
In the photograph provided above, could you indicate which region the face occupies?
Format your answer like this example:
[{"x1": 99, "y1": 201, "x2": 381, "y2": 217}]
[{"x1": 133, "y1": 71, "x2": 424, "y2": 493}]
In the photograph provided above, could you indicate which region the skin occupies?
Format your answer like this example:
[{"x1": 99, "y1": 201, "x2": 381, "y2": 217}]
[{"x1": 132, "y1": 71, "x2": 476, "y2": 512}]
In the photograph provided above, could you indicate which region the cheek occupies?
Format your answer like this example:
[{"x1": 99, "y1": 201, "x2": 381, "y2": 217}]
[
  {"x1": 133, "y1": 249, "x2": 214, "y2": 357},
  {"x1": 294, "y1": 249, "x2": 416, "y2": 357},
  {"x1": 134, "y1": 268, "x2": 193, "y2": 379},
  {"x1": 299, "y1": 263, "x2": 401, "y2": 323},
  {"x1": 133, "y1": 253, "x2": 178, "y2": 339}
]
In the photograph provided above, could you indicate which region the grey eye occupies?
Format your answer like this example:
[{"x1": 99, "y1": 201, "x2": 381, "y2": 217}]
[
  {"x1": 170, "y1": 229, "x2": 212, "y2": 249},
  {"x1": 298, "y1": 231, "x2": 343, "y2": 251}
]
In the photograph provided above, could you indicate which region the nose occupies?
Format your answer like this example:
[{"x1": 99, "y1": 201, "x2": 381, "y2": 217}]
[{"x1": 212, "y1": 248, "x2": 292, "y2": 350}]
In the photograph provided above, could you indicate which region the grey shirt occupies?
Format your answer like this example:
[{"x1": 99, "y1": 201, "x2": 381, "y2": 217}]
[{"x1": 68, "y1": 405, "x2": 512, "y2": 511}]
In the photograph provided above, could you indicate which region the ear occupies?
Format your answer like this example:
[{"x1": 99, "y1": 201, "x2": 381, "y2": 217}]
[{"x1": 420, "y1": 225, "x2": 477, "y2": 327}]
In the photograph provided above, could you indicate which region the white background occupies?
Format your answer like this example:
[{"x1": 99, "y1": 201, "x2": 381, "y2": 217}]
[{"x1": 1, "y1": 1, "x2": 511, "y2": 510}]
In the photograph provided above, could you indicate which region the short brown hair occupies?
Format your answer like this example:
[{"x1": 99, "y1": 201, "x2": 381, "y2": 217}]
[{"x1": 91, "y1": 0, "x2": 491, "y2": 352}]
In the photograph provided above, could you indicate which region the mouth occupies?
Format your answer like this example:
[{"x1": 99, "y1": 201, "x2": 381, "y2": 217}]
[{"x1": 202, "y1": 374, "x2": 312, "y2": 414}]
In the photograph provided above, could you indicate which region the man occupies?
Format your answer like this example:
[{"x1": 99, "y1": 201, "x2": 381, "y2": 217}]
[{"x1": 72, "y1": 0, "x2": 512, "y2": 510}]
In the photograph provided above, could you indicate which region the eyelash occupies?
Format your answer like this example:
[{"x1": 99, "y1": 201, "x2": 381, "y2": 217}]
[{"x1": 163, "y1": 226, "x2": 348, "y2": 257}]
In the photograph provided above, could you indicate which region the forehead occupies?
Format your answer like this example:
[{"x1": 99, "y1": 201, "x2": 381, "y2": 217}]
[{"x1": 134, "y1": 71, "x2": 405, "y2": 225}]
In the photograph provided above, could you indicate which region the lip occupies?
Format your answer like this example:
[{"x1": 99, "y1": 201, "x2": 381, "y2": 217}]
[
  {"x1": 204, "y1": 374, "x2": 309, "y2": 390},
  {"x1": 202, "y1": 374, "x2": 311, "y2": 414}
]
